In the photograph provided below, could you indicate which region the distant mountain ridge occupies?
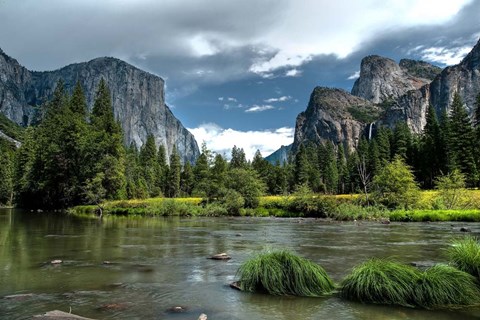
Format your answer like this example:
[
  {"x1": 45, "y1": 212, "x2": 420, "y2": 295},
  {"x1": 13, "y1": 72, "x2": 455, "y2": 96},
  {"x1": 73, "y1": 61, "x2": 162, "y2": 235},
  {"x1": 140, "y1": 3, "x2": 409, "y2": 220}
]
[
  {"x1": 0, "y1": 49, "x2": 200, "y2": 163},
  {"x1": 289, "y1": 37, "x2": 480, "y2": 155}
]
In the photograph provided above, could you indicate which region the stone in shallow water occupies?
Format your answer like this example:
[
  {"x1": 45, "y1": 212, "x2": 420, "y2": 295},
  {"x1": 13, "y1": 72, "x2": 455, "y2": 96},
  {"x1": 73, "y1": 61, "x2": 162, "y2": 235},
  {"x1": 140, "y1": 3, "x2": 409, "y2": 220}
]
[
  {"x1": 208, "y1": 253, "x2": 231, "y2": 260},
  {"x1": 33, "y1": 310, "x2": 95, "y2": 319}
]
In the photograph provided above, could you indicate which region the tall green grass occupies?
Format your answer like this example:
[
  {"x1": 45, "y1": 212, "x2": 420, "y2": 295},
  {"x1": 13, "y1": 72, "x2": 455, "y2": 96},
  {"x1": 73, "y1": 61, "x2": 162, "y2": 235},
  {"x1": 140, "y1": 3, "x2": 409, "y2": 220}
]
[
  {"x1": 341, "y1": 258, "x2": 420, "y2": 307},
  {"x1": 446, "y1": 237, "x2": 480, "y2": 278},
  {"x1": 414, "y1": 265, "x2": 480, "y2": 309},
  {"x1": 236, "y1": 250, "x2": 335, "y2": 297}
]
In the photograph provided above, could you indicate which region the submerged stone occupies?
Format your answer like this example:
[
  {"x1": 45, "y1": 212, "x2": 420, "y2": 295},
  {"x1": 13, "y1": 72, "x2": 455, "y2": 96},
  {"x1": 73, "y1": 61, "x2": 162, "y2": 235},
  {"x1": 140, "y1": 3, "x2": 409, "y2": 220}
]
[{"x1": 208, "y1": 253, "x2": 231, "y2": 260}]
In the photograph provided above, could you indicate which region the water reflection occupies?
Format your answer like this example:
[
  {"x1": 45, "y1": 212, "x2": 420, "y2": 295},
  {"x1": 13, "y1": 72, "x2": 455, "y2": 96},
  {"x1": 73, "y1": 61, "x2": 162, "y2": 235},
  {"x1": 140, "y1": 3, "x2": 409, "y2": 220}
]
[{"x1": 0, "y1": 209, "x2": 479, "y2": 319}]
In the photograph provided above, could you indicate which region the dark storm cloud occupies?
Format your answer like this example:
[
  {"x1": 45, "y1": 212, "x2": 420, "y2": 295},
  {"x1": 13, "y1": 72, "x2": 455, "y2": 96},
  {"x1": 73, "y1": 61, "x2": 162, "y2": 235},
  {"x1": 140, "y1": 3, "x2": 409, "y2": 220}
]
[{"x1": 0, "y1": 0, "x2": 284, "y2": 71}]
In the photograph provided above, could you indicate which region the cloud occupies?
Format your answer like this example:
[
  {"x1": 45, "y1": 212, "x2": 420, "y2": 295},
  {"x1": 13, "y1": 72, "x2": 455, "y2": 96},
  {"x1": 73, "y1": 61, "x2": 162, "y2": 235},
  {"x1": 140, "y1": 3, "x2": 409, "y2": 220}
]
[
  {"x1": 285, "y1": 68, "x2": 302, "y2": 77},
  {"x1": 188, "y1": 123, "x2": 294, "y2": 160},
  {"x1": 0, "y1": 0, "x2": 473, "y2": 87},
  {"x1": 245, "y1": 105, "x2": 275, "y2": 113},
  {"x1": 347, "y1": 70, "x2": 360, "y2": 80},
  {"x1": 227, "y1": 97, "x2": 237, "y2": 102},
  {"x1": 264, "y1": 96, "x2": 292, "y2": 103},
  {"x1": 419, "y1": 46, "x2": 473, "y2": 65},
  {"x1": 218, "y1": 97, "x2": 224, "y2": 101}
]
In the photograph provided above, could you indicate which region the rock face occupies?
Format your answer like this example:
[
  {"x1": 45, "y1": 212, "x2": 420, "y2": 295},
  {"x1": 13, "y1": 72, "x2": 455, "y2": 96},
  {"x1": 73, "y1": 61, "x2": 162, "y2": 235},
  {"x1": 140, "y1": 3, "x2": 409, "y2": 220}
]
[
  {"x1": 292, "y1": 87, "x2": 378, "y2": 152},
  {"x1": 0, "y1": 49, "x2": 200, "y2": 163},
  {"x1": 351, "y1": 55, "x2": 439, "y2": 104},
  {"x1": 291, "y1": 37, "x2": 480, "y2": 154},
  {"x1": 265, "y1": 144, "x2": 292, "y2": 165}
]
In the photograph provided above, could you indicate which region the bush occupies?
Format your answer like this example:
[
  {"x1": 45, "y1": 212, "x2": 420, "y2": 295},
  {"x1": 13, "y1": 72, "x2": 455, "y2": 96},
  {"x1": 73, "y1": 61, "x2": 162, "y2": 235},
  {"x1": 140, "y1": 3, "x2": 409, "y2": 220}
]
[
  {"x1": 341, "y1": 258, "x2": 420, "y2": 306},
  {"x1": 221, "y1": 189, "x2": 245, "y2": 215},
  {"x1": 414, "y1": 265, "x2": 480, "y2": 309},
  {"x1": 446, "y1": 237, "x2": 480, "y2": 278},
  {"x1": 372, "y1": 157, "x2": 420, "y2": 209},
  {"x1": 236, "y1": 250, "x2": 335, "y2": 297}
]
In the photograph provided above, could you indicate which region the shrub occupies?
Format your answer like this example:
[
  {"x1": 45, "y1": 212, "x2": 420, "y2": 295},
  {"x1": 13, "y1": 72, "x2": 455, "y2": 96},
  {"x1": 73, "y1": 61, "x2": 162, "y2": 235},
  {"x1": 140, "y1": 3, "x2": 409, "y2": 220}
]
[
  {"x1": 446, "y1": 237, "x2": 480, "y2": 278},
  {"x1": 341, "y1": 258, "x2": 420, "y2": 306},
  {"x1": 414, "y1": 265, "x2": 480, "y2": 309},
  {"x1": 236, "y1": 250, "x2": 334, "y2": 297}
]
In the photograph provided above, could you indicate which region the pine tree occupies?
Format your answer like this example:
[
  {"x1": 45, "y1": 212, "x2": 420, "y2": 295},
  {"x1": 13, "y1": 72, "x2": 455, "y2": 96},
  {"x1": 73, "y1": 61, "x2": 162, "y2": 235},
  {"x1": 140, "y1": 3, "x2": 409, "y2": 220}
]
[
  {"x1": 322, "y1": 141, "x2": 338, "y2": 194},
  {"x1": 230, "y1": 145, "x2": 247, "y2": 169},
  {"x1": 70, "y1": 81, "x2": 88, "y2": 118},
  {"x1": 293, "y1": 144, "x2": 310, "y2": 188},
  {"x1": 192, "y1": 143, "x2": 211, "y2": 197},
  {"x1": 0, "y1": 140, "x2": 14, "y2": 205},
  {"x1": 88, "y1": 78, "x2": 126, "y2": 200},
  {"x1": 419, "y1": 105, "x2": 442, "y2": 188},
  {"x1": 374, "y1": 127, "x2": 391, "y2": 166},
  {"x1": 157, "y1": 145, "x2": 168, "y2": 194},
  {"x1": 139, "y1": 135, "x2": 160, "y2": 196},
  {"x1": 180, "y1": 161, "x2": 195, "y2": 196},
  {"x1": 447, "y1": 92, "x2": 477, "y2": 186},
  {"x1": 166, "y1": 146, "x2": 181, "y2": 197},
  {"x1": 336, "y1": 144, "x2": 348, "y2": 194},
  {"x1": 392, "y1": 122, "x2": 411, "y2": 160}
]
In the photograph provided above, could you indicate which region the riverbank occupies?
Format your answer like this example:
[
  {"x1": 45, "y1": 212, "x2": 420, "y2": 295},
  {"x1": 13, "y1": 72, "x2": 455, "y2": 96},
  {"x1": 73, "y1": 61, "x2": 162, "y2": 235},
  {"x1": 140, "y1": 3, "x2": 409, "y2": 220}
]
[{"x1": 71, "y1": 190, "x2": 480, "y2": 222}]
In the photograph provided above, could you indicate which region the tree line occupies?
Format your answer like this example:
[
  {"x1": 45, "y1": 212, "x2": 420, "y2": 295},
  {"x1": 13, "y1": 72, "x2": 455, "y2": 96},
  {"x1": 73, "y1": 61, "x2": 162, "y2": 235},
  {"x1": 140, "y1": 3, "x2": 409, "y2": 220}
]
[{"x1": 0, "y1": 80, "x2": 479, "y2": 209}]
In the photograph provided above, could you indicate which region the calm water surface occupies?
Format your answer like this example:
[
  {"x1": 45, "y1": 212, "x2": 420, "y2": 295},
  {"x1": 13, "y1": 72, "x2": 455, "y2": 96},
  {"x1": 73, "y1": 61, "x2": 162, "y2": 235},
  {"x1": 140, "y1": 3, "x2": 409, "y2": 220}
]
[{"x1": 1, "y1": 208, "x2": 480, "y2": 319}]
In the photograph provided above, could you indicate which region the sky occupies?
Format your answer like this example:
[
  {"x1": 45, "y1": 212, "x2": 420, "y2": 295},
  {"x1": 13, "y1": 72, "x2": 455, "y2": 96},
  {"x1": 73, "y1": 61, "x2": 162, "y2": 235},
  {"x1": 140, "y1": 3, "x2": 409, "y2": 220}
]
[{"x1": 1, "y1": 0, "x2": 480, "y2": 159}]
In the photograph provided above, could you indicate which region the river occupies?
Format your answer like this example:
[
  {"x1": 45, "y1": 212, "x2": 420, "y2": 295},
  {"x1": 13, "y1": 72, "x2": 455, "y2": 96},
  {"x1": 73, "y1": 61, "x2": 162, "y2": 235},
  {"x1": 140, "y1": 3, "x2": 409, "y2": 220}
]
[{"x1": 1, "y1": 208, "x2": 479, "y2": 319}]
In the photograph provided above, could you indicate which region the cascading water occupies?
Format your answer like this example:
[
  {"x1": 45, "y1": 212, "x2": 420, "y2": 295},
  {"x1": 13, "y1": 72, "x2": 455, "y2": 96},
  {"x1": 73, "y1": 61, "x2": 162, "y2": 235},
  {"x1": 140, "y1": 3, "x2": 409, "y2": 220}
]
[{"x1": 368, "y1": 122, "x2": 374, "y2": 140}]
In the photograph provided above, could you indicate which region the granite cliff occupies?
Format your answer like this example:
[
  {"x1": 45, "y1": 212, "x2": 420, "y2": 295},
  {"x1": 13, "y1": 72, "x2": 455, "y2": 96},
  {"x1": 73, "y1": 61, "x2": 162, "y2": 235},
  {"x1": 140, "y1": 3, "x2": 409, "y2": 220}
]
[
  {"x1": 291, "y1": 38, "x2": 480, "y2": 154},
  {"x1": 0, "y1": 49, "x2": 200, "y2": 163}
]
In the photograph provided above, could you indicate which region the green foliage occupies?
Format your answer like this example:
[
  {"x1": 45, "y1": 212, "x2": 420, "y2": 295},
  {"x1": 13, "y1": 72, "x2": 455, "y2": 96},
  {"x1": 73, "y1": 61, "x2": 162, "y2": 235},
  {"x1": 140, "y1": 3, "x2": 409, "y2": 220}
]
[
  {"x1": 0, "y1": 141, "x2": 15, "y2": 205},
  {"x1": 447, "y1": 93, "x2": 478, "y2": 186},
  {"x1": 373, "y1": 156, "x2": 420, "y2": 209},
  {"x1": 347, "y1": 106, "x2": 378, "y2": 123},
  {"x1": 230, "y1": 145, "x2": 247, "y2": 169},
  {"x1": 237, "y1": 250, "x2": 335, "y2": 297},
  {"x1": 0, "y1": 113, "x2": 23, "y2": 141},
  {"x1": 166, "y1": 146, "x2": 181, "y2": 197},
  {"x1": 414, "y1": 265, "x2": 480, "y2": 309},
  {"x1": 226, "y1": 168, "x2": 265, "y2": 208},
  {"x1": 220, "y1": 189, "x2": 245, "y2": 215},
  {"x1": 389, "y1": 209, "x2": 480, "y2": 222},
  {"x1": 435, "y1": 169, "x2": 469, "y2": 209},
  {"x1": 446, "y1": 237, "x2": 480, "y2": 279},
  {"x1": 341, "y1": 258, "x2": 420, "y2": 306}
]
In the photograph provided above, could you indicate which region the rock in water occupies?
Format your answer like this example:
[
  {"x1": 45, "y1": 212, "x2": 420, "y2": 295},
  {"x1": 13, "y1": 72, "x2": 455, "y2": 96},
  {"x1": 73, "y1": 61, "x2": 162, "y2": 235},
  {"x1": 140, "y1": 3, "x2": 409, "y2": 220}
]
[
  {"x1": 208, "y1": 253, "x2": 231, "y2": 260},
  {"x1": 33, "y1": 310, "x2": 94, "y2": 319},
  {"x1": 198, "y1": 314, "x2": 208, "y2": 320},
  {"x1": 0, "y1": 48, "x2": 200, "y2": 163}
]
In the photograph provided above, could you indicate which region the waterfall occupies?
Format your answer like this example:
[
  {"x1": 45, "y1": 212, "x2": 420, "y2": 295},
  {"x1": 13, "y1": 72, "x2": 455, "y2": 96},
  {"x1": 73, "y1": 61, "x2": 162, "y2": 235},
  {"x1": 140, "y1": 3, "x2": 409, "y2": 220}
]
[{"x1": 368, "y1": 122, "x2": 374, "y2": 140}]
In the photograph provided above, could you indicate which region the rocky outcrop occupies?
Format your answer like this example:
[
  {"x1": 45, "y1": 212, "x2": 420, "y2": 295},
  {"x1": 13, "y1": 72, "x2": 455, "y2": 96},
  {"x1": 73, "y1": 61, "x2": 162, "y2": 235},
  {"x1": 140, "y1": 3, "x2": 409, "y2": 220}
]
[
  {"x1": 429, "y1": 39, "x2": 480, "y2": 116},
  {"x1": 292, "y1": 87, "x2": 378, "y2": 152},
  {"x1": 351, "y1": 55, "x2": 438, "y2": 104},
  {"x1": 290, "y1": 38, "x2": 480, "y2": 154},
  {"x1": 0, "y1": 49, "x2": 199, "y2": 163},
  {"x1": 265, "y1": 144, "x2": 292, "y2": 165}
]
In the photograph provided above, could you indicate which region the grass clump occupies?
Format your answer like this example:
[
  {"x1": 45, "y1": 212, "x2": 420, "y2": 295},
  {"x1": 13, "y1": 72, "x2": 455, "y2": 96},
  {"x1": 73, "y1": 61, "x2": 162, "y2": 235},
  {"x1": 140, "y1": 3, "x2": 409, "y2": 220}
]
[
  {"x1": 341, "y1": 258, "x2": 419, "y2": 307},
  {"x1": 414, "y1": 265, "x2": 480, "y2": 309},
  {"x1": 236, "y1": 250, "x2": 334, "y2": 297},
  {"x1": 446, "y1": 237, "x2": 480, "y2": 278}
]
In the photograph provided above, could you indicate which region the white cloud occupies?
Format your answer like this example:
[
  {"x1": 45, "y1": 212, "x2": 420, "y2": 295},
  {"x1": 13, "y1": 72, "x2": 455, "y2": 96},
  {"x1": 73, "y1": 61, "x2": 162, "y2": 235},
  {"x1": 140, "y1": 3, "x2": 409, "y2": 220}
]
[
  {"x1": 188, "y1": 123, "x2": 294, "y2": 160},
  {"x1": 218, "y1": 97, "x2": 224, "y2": 101},
  {"x1": 245, "y1": 105, "x2": 275, "y2": 113},
  {"x1": 249, "y1": 0, "x2": 472, "y2": 74},
  {"x1": 285, "y1": 68, "x2": 302, "y2": 77},
  {"x1": 227, "y1": 97, "x2": 237, "y2": 102},
  {"x1": 420, "y1": 46, "x2": 472, "y2": 65},
  {"x1": 347, "y1": 70, "x2": 360, "y2": 80},
  {"x1": 0, "y1": 0, "x2": 473, "y2": 84},
  {"x1": 264, "y1": 95, "x2": 291, "y2": 103}
]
